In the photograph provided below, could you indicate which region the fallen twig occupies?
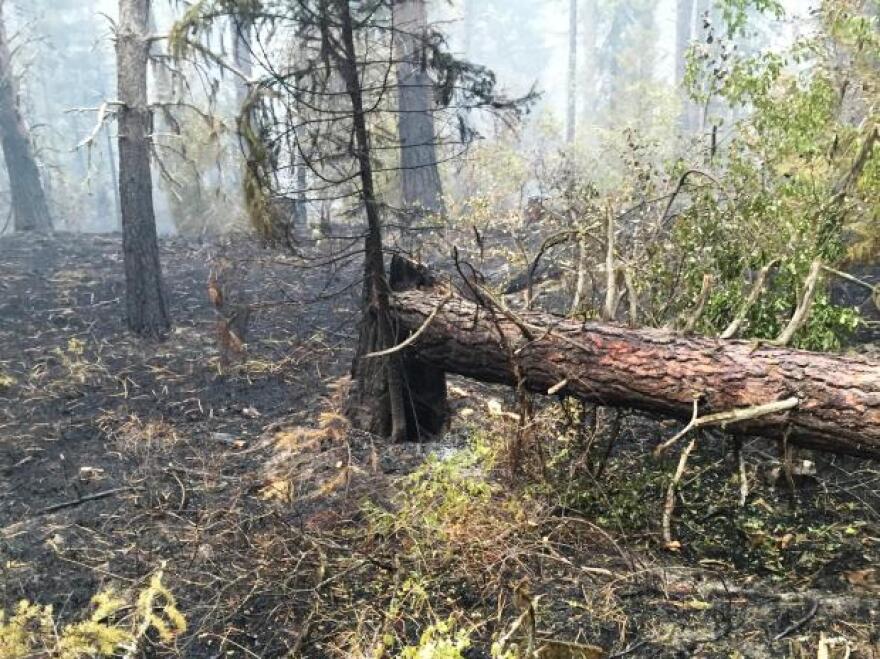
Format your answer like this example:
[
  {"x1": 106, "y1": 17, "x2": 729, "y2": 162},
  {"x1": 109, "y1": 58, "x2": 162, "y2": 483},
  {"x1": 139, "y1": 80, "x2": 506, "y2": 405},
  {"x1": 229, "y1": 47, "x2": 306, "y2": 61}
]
[
  {"x1": 39, "y1": 486, "x2": 138, "y2": 514},
  {"x1": 736, "y1": 437, "x2": 749, "y2": 507},
  {"x1": 663, "y1": 433, "x2": 699, "y2": 546},
  {"x1": 654, "y1": 397, "x2": 800, "y2": 458},
  {"x1": 610, "y1": 640, "x2": 648, "y2": 658},
  {"x1": 547, "y1": 378, "x2": 569, "y2": 395},
  {"x1": 773, "y1": 598, "x2": 819, "y2": 641}
]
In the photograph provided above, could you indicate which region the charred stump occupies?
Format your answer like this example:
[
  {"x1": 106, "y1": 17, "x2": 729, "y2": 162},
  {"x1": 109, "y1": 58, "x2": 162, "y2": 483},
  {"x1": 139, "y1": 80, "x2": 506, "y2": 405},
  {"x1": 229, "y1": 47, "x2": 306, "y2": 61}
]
[{"x1": 345, "y1": 256, "x2": 448, "y2": 441}]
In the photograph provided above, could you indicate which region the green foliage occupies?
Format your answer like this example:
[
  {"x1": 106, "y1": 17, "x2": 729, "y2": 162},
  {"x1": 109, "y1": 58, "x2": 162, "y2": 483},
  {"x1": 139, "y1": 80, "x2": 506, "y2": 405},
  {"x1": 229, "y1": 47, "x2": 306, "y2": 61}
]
[
  {"x1": 0, "y1": 571, "x2": 185, "y2": 658},
  {"x1": 716, "y1": 0, "x2": 785, "y2": 37},
  {"x1": 365, "y1": 435, "x2": 501, "y2": 547},
  {"x1": 558, "y1": 452, "x2": 665, "y2": 531},
  {"x1": 659, "y1": 0, "x2": 880, "y2": 347},
  {"x1": 400, "y1": 619, "x2": 472, "y2": 659},
  {"x1": 532, "y1": 399, "x2": 873, "y2": 578},
  {"x1": 0, "y1": 369, "x2": 15, "y2": 391}
]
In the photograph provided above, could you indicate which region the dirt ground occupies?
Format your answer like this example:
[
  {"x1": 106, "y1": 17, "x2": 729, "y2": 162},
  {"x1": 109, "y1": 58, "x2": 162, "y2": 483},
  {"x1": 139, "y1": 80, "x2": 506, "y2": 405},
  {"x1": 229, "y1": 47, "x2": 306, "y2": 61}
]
[{"x1": 2, "y1": 232, "x2": 880, "y2": 658}]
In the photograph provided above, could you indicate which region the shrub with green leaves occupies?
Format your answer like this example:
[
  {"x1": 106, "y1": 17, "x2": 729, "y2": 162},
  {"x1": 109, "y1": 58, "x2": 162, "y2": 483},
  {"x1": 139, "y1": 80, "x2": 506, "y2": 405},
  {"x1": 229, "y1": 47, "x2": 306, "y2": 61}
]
[{"x1": 644, "y1": 0, "x2": 879, "y2": 349}]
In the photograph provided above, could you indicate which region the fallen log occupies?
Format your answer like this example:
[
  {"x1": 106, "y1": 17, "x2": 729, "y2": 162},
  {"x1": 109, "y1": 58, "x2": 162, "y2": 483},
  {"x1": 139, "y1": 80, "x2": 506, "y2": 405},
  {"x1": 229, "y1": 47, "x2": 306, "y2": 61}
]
[{"x1": 387, "y1": 278, "x2": 880, "y2": 458}]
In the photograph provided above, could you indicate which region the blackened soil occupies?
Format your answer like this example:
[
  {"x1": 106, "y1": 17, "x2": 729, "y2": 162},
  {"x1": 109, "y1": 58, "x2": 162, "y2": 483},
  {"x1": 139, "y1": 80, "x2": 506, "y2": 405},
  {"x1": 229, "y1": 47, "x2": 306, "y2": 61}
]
[
  {"x1": 0, "y1": 232, "x2": 360, "y2": 654},
  {"x1": 2, "y1": 232, "x2": 880, "y2": 659}
]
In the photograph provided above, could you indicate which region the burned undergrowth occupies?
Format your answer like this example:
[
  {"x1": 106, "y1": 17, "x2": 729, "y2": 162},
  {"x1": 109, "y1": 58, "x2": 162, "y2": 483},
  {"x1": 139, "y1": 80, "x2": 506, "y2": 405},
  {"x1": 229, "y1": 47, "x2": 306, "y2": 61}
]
[{"x1": 2, "y1": 234, "x2": 879, "y2": 658}]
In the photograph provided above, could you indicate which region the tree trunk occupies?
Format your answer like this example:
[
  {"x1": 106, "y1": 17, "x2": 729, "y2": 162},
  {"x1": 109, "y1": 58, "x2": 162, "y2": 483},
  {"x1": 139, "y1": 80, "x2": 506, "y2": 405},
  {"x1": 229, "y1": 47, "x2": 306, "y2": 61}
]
[
  {"x1": 117, "y1": 0, "x2": 170, "y2": 338},
  {"x1": 580, "y1": 0, "x2": 596, "y2": 124},
  {"x1": 0, "y1": 0, "x2": 52, "y2": 233},
  {"x1": 105, "y1": 123, "x2": 121, "y2": 229},
  {"x1": 600, "y1": 5, "x2": 627, "y2": 118},
  {"x1": 463, "y1": 0, "x2": 474, "y2": 59},
  {"x1": 394, "y1": 0, "x2": 445, "y2": 221},
  {"x1": 336, "y1": 0, "x2": 407, "y2": 442},
  {"x1": 231, "y1": 15, "x2": 253, "y2": 109},
  {"x1": 566, "y1": 0, "x2": 578, "y2": 143},
  {"x1": 692, "y1": 0, "x2": 711, "y2": 131},
  {"x1": 387, "y1": 281, "x2": 880, "y2": 458},
  {"x1": 293, "y1": 28, "x2": 308, "y2": 229},
  {"x1": 676, "y1": 0, "x2": 696, "y2": 131}
]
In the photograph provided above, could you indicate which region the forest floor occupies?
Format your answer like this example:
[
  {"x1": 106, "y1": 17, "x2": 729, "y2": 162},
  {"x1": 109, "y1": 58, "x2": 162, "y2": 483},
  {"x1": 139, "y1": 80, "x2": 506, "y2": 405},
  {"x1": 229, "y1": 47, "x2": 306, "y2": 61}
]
[{"x1": 2, "y1": 232, "x2": 880, "y2": 658}]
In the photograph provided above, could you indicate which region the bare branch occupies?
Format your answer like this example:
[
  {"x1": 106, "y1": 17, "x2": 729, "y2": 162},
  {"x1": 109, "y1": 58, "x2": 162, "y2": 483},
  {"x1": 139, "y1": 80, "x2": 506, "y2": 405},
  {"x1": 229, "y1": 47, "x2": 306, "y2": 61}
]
[
  {"x1": 720, "y1": 259, "x2": 780, "y2": 339},
  {"x1": 774, "y1": 259, "x2": 822, "y2": 347}
]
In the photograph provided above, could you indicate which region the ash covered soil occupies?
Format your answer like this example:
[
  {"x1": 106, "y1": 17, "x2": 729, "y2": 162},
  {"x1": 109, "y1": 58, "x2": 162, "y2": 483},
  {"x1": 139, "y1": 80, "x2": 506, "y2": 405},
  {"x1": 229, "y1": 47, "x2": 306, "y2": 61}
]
[
  {"x1": 1, "y1": 232, "x2": 880, "y2": 658},
  {"x1": 0, "y1": 232, "x2": 354, "y2": 527},
  {"x1": 0, "y1": 232, "x2": 362, "y2": 654}
]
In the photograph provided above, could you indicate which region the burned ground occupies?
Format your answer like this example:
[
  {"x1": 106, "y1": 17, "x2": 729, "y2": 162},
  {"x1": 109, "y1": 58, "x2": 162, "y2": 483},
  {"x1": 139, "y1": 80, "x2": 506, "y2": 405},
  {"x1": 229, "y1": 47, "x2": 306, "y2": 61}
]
[{"x1": 1, "y1": 233, "x2": 879, "y2": 658}]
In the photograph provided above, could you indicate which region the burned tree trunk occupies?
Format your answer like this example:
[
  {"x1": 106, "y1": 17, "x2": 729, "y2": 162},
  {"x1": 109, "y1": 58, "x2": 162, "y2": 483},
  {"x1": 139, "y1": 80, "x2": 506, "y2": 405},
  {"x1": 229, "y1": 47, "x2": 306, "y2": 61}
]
[
  {"x1": 117, "y1": 0, "x2": 170, "y2": 339},
  {"x1": 335, "y1": 0, "x2": 409, "y2": 442},
  {"x1": 0, "y1": 0, "x2": 52, "y2": 233},
  {"x1": 388, "y1": 281, "x2": 880, "y2": 458}
]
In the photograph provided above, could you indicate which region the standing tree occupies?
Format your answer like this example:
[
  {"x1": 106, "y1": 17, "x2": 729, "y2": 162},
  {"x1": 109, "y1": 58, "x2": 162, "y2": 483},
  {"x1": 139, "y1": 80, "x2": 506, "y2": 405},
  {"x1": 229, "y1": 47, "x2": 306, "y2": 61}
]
[
  {"x1": 334, "y1": 0, "x2": 409, "y2": 440},
  {"x1": 117, "y1": 0, "x2": 170, "y2": 338},
  {"x1": 462, "y1": 0, "x2": 474, "y2": 58},
  {"x1": 231, "y1": 13, "x2": 253, "y2": 108},
  {"x1": 21, "y1": 0, "x2": 123, "y2": 232},
  {"x1": 394, "y1": 0, "x2": 444, "y2": 220},
  {"x1": 580, "y1": 0, "x2": 597, "y2": 124},
  {"x1": 170, "y1": 0, "x2": 529, "y2": 439},
  {"x1": 676, "y1": 0, "x2": 696, "y2": 130},
  {"x1": 566, "y1": 0, "x2": 578, "y2": 143},
  {"x1": 595, "y1": 1, "x2": 663, "y2": 132},
  {"x1": 0, "y1": 0, "x2": 52, "y2": 232}
]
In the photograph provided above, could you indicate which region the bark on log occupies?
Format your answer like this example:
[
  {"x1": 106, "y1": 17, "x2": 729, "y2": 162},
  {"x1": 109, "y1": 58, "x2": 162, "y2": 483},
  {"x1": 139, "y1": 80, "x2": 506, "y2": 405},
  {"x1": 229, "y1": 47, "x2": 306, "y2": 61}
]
[{"x1": 388, "y1": 284, "x2": 880, "y2": 458}]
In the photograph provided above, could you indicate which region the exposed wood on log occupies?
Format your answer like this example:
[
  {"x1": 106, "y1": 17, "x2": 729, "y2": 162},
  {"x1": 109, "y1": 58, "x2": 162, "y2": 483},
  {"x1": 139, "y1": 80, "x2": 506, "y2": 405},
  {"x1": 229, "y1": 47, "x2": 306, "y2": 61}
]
[{"x1": 387, "y1": 282, "x2": 880, "y2": 457}]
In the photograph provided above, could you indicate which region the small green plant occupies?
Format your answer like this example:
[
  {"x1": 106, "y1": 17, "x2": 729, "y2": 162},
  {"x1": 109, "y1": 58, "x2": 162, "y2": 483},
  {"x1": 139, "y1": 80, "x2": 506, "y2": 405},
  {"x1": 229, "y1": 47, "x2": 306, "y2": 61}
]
[
  {"x1": 0, "y1": 570, "x2": 185, "y2": 658},
  {"x1": 0, "y1": 369, "x2": 15, "y2": 391},
  {"x1": 364, "y1": 434, "x2": 502, "y2": 546},
  {"x1": 400, "y1": 618, "x2": 471, "y2": 659}
]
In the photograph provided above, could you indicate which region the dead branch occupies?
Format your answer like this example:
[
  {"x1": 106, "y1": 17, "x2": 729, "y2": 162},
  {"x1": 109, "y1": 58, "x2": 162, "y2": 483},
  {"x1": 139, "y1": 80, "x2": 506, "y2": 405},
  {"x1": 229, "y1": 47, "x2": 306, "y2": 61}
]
[
  {"x1": 774, "y1": 259, "x2": 822, "y2": 347},
  {"x1": 720, "y1": 259, "x2": 780, "y2": 339}
]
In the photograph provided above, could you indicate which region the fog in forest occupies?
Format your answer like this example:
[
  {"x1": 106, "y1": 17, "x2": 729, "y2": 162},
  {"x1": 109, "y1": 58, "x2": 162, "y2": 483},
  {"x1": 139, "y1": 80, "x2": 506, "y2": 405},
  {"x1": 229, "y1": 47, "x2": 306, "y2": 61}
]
[
  {"x1": 0, "y1": 0, "x2": 813, "y2": 236},
  {"x1": 1, "y1": 1, "x2": 879, "y2": 657}
]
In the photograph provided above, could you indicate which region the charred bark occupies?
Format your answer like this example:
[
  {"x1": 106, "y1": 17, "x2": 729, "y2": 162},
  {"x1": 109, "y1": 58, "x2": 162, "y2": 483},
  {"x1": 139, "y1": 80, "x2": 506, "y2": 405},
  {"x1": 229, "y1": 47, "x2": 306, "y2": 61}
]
[
  {"x1": 0, "y1": 0, "x2": 52, "y2": 233},
  {"x1": 117, "y1": 0, "x2": 170, "y2": 338},
  {"x1": 388, "y1": 283, "x2": 880, "y2": 458},
  {"x1": 335, "y1": 0, "x2": 410, "y2": 442}
]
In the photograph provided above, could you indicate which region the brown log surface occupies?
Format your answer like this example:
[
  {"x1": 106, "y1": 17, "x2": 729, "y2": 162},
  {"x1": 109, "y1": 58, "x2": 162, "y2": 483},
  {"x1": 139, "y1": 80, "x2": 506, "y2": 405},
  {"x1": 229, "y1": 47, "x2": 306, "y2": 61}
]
[{"x1": 389, "y1": 288, "x2": 880, "y2": 457}]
